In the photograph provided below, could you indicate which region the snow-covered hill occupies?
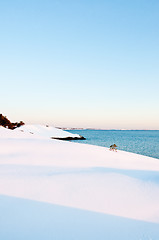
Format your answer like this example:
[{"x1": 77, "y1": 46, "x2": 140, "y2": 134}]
[
  {"x1": 0, "y1": 126, "x2": 159, "y2": 239},
  {"x1": 0, "y1": 124, "x2": 84, "y2": 140}
]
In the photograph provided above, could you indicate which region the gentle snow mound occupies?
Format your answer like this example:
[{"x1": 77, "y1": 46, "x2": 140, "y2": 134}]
[
  {"x1": 0, "y1": 127, "x2": 159, "y2": 239},
  {"x1": 0, "y1": 125, "x2": 82, "y2": 140}
]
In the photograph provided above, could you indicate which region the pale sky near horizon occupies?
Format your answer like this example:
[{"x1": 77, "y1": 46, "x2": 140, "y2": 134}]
[{"x1": 0, "y1": 0, "x2": 159, "y2": 129}]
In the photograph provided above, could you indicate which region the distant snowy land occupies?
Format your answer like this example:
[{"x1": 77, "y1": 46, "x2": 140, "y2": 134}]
[
  {"x1": 0, "y1": 125, "x2": 159, "y2": 239},
  {"x1": 0, "y1": 124, "x2": 85, "y2": 140}
]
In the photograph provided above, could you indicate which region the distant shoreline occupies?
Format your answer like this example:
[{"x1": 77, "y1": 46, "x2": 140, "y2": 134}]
[{"x1": 59, "y1": 128, "x2": 159, "y2": 131}]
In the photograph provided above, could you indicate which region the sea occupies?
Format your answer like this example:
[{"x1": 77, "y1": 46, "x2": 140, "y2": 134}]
[{"x1": 68, "y1": 129, "x2": 159, "y2": 160}]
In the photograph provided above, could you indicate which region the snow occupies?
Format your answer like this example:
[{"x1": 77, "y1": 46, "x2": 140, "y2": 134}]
[
  {"x1": 0, "y1": 124, "x2": 81, "y2": 139},
  {"x1": 0, "y1": 125, "x2": 159, "y2": 239}
]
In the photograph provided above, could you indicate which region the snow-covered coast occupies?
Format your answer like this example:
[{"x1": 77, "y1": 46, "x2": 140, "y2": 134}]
[
  {"x1": 0, "y1": 125, "x2": 159, "y2": 239},
  {"x1": 0, "y1": 124, "x2": 84, "y2": 140}
]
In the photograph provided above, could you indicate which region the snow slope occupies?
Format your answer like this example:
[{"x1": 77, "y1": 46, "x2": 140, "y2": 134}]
[
  {"x1": 0, "y1": 124, "x2": 81, "y2": 139},
  {"x1": 0, "y1": 125, "x2": 159, "y2": 239}
]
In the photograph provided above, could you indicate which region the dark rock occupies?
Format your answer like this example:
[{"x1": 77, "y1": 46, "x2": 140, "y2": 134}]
[{"x1": 51, "y1": 135, "x2": 86, "y2": 141}]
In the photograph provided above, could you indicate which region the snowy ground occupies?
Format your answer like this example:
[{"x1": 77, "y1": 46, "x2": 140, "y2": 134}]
[
  {"x1": 0, "y1": 125, "x2": 159, "y2": 239},
  {"x1": 0, "y1": 124, "x2": 82, "y2": 139}
]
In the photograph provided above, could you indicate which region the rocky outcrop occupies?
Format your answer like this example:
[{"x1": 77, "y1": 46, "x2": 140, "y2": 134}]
[{"x1": 51, "y1": 135, "x2": 86, "y2": 141}]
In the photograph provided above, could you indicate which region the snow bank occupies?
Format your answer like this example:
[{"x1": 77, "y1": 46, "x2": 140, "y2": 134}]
[
  {"x1": 1, "y1": 195, "x2": 159, "y2": 240},
  {"x1": 0, "y1": 124, "x2": 82, "y2": 139},
  {"x1": 0, "y1": 126, "x2": 159, "y2": 239}
]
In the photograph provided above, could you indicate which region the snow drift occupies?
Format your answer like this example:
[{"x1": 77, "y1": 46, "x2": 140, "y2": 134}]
[
  {"x1": 0, "y1": 125, "x2": 159, "y2": 239},
  {"x1": 0, "y1": 124, "x2": 84, "y2": 140}
]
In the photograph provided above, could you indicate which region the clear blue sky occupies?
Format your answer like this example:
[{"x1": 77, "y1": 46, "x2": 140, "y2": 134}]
[{"x1": 0, "y1": 0, "x2": 159, "y2": 129}]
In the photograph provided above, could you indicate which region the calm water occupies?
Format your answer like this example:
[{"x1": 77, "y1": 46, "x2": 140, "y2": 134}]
[{"x1": 68, "y1": 130, "x2": 159, "y2": 159}]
